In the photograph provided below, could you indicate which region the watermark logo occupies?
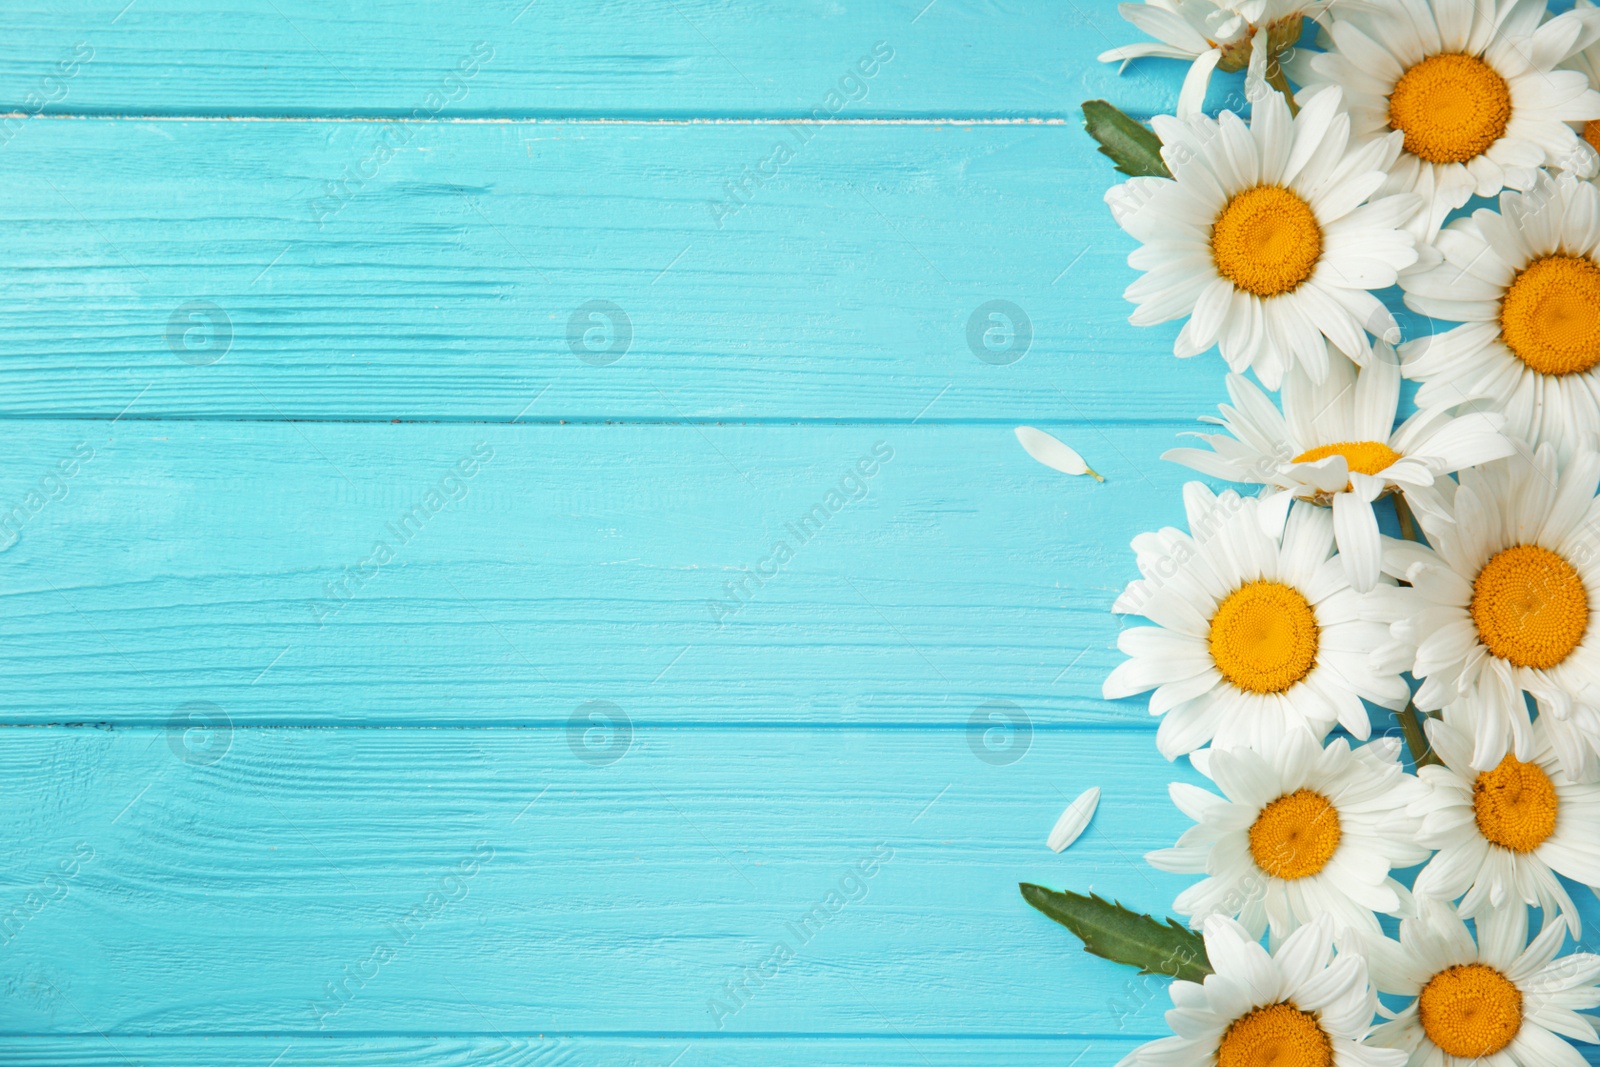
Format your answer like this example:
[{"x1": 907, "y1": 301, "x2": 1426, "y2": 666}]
[
  {"x1": 967, "y1": 300, "x2": 1032, "y2": 365},
  {"x1": 0, "y1": 42, "x2": 93, "y2": 152},
  {"x1": 0, "y1": 440, "x2": 95, "y2": 552},
  {"x1": 967, "y1": 700, "x2": 1032, "y2": 765},
  {"x1": 707, "y1": 842, "x2": 894, "y2": 1028},
  {"x1": 0, "y1": 842, "x2": 95, "y2": 952},
  {"x1": 166, "y1": 301, "x2": 232, "y2": 366},
  {"x1": 167, "y1": 701, "x2": 233, "y2": 767},
  {"x1": 707, "y1": 441, "x2": 894, "y2": 627},
  {"x1": 308, "y1": 443, "x2": 494, "y2": 627},
  {"x1": 309, "y1": 842, "x2": 494, "y2": 1027},
  {"x1": 567, "y1": 700, "x2": 633, "y2": 767},
  {"x1": 708, "y1": 41, "x2": 895, "y2": 228},
  {"x1": 567, "y1": 300, "x2": 632, "y2": 366},
  {"x1": 309, "y1": 41, "x2": 494, "y2": 227}
]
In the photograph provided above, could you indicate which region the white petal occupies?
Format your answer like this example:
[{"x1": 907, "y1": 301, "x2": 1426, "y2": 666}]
[
  {"x1": 1047, "y1": 786, "x2": 1101, "y2": 853},
  {"x1": 1015, "y1": 426, "x2": 1104, "y2": 481}
]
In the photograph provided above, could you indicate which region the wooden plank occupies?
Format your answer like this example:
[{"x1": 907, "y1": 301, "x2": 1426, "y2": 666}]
[
  {"x1": 0, "y1": 1034, "x2": 1134, "y2": 1067},
  {"x1": 0, "y1": 724, "x2": 1205, "y2": 1035},
  {"x1": 0, "y1": 0, "x2": 1183, "y2": 120},
  {"x1": 0, "y1": 420, "x2": 1188, "y2": 727},
  {"x1": 0, "y1": 120, "x2": 1229, "y2": 421}
]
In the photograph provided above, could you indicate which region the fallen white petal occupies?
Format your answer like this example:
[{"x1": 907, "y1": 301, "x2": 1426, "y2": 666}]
[
  {"x1": 1047, "y1": 786, "x2": 1100, "y2": 852},
  {"x1": 1015, "y1": 426, "x2": 1103, "y2": 481}
]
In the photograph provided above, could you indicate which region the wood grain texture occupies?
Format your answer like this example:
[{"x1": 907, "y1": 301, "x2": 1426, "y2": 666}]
[
  {"x1": 0, "y1": 119, "x2": 1235, "y2": 421},
  {"x1": 3, "y1": 1034, "x2": 1136, "y2": 1067},
  {"x1": 0, "y1": 420, "x2": 1192, "y2": 726},
  {"x1": 0, "y1": 0, "x2": 1181, "y2": 119},
  {"x1": 0, "y1": 725, "x2": 1207, "y2": 1036},
  {"x1": 0, "y1": 3, "x2": 1260, "y2": 1060}
]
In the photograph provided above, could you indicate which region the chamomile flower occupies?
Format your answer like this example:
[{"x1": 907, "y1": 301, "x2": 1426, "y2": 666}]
[
  {"x1": 1289, "y1": 0, "x2": 1600, "y2": 241},
  {"x1": 1401, "y1": 173, "x2": 1600, "y2": 460},
  {"x1": 1371, "y1": 446, "x2": 1600, "y2": 780},
  {"x1": 1410, "y1": 708, "x2": 1600, "y2": 937},
  {"x1": 1163, "y1": 346, "x2": 1514, "y2": 591},
  {"x1": 1106, "y1": 86, "x2": 1419, "y2": 389},
  {"x1": 1099, "y1": 0, "x2": 1321, "y2": 119},
  {"x1": 1104, "y1": 484, "x2": 1410, "y2": 759},
  {"x1": 1563, "y1": 1, "x2": 1600, "y2": 167},
  {"x1": 1147, "y1": 731, "x2": 1427, "y2": 944},
  {"x1": 1117, "y1": 914, "x2": 1403, "y2": 1067},
  {"x1": 1366, "y1": 903, "x2": 1600, "y2": 1067}
]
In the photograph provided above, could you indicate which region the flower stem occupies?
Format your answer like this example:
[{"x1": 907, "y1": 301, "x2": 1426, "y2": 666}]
[
  {"x1": 1394, "y1": 493, "x2": 1418, "y2": 543},
  {"x1": 1389, "y1": 494, "x2": 1438, "y2": 767},
  {"x1": 1265, "y1": 65, "x2": 1299, "y2": 116},
  {"x1": 1397, "y1": 701, "x2": 1441, "y2": 769}
]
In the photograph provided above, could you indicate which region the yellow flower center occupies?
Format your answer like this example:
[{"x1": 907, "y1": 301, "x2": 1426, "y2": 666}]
[
  {"x1": 1388, "y1": 53, "x2": 1511, "y2": 164},
  {"x1": 1499, "y1": 254, "x2": 1600, "y2": 377},
  {"x1": 1209, "y1": 580, "x2": 1320, "y2": 693},
  {"x1": 1217, "y1": 1002, "x2": 1332, "y2": 1067},
  {"x1": 1248, "y1": 789, "x2": 1341, "y2": 880},
  {"x1": 1586, "y1": 119, "x2": 1600, "y2": 156},
  {"x1": 1291, "y1": 440, "x2": 1402, "y2": 477},
  {"x1": 1211, "y1": 186, "x2": 1323, "y2": 297},
  {"x1": 1473, "y1": 754, "x2": 1558, "y2": 853},
  {"x1": 1417, "y1": 964, "x2": 1523, "y2": 1058},
  {"x1": 1470, "y1": 544, "x2": 1590, "y2": 669}
]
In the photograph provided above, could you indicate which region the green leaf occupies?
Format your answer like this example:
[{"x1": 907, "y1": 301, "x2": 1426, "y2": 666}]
[
  {"x1": 1081, "y1": 100, "x2": 1171, "y2": 179},
  {"x1": 1020, "y1": 883, "x2": 1210, "y2": 982}
]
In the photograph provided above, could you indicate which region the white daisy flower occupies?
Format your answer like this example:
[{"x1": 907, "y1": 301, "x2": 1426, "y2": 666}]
[
  {"x1": 1289, "y1": 0, "x2": 1600, "y2": 241},
  {"x1": 1560, "y1": 0, "x2": 1600, "y2": 172},
  {"x1": 1148, "y1": 731, "x2": 1428, "y2": 944},
  {"x1": 1106, "y1": 85, "x2": 1419, "y2": 389},
  {"x1": 1098, "y1": 0, "x2": 1322, "y2": 119},
  {"x1": 1366, "y1": 902, "x2": 1600, "y2": 1067},
  {"x1": 1118, "y1": 914, "x2": 1404, "y2": 1067},
  {"x1": 1411, "y1": 707, "x2": 1600, "y2": 937},
  {"x1": 1105, "y1": 483, "x2": 1410, "y2": 759},
  {"x1": 1371, "y1": 445, "x2": 1600, "y2": 780},
  {"x1": 1163, "y1": 345, "x2": 1514, "y2": 591},
  {"x1": 1401, "y1": 173, "x2": 1600, "y2": 460}
]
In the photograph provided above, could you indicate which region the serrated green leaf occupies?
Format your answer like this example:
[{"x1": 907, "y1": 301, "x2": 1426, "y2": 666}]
[
  {"x1": 1081, "y1": 100, "x2": 1171, "y2": 179},
  {"x1": 1021, "y1": 883, "x2": 1210, "y2": 982}
]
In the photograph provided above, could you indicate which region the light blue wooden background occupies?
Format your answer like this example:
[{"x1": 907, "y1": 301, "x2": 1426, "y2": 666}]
[{"x1": 0, "y1": 2, "x2": 1365, "y2": 1065}]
